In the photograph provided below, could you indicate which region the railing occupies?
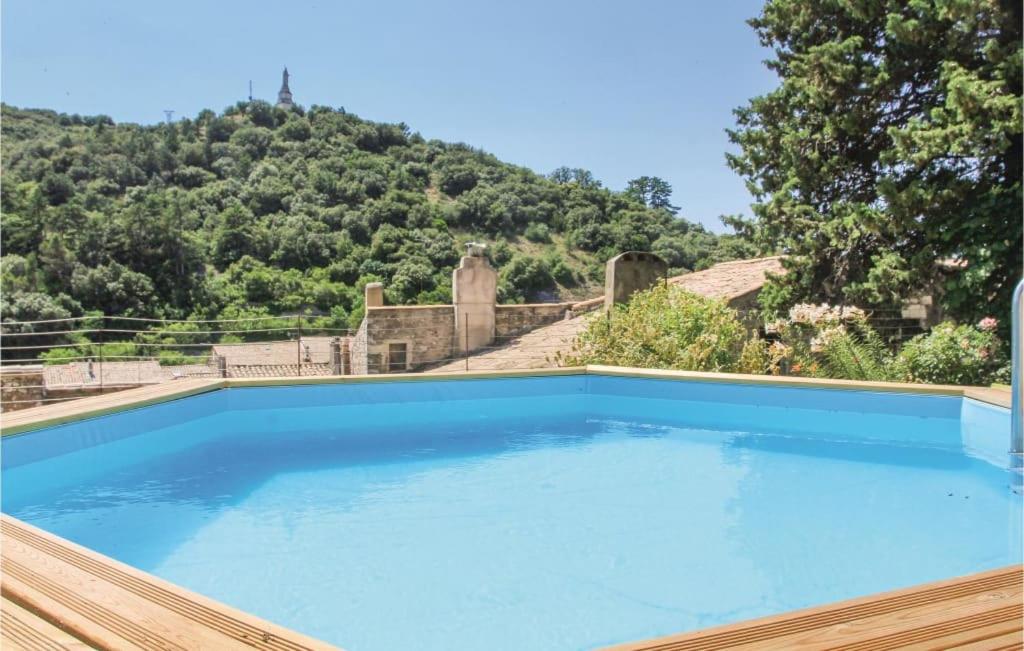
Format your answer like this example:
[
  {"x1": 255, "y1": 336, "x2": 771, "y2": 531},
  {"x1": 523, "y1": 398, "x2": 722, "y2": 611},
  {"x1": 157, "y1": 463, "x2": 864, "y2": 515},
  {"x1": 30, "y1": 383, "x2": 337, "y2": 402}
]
[
  {"x1": 0, "y1": 305, "x2": 939, "y2": 412},
  {"x1": 0, "y1": 314, "x2": 355, "y2": 411},
  {"x1": 1011, "y1": 279, "x2": 1023, "y2": 490}
]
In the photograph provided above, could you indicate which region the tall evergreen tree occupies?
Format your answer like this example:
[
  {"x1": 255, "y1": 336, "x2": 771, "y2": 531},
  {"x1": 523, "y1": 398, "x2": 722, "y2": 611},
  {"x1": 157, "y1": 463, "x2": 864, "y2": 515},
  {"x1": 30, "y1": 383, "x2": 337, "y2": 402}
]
[{"x1": 728, "y1": 0, "x2": 1022, "y2": 323}]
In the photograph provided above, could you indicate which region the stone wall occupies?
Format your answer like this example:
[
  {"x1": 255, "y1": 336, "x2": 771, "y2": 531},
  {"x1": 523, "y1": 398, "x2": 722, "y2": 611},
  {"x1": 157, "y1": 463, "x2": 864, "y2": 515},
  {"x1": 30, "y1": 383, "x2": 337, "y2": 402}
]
[
  {"x1": 495, "y1": 303, "x2": 573, "y2": 340},
  {"x1": 361, "y1": 305, "x2": 456, "y2": 373},
  {"x1": 0, "y1": 366, "x2": 141, "y2": 413},
  {"x1": 726, "y1": 289, "x2": 765, "y2": 330},
  {"x1": 0, "y1": 367, "x2": 44, "y2": 412},
  {"x1": 350, "y1": 318, "x2": 369, "y2": 375}
]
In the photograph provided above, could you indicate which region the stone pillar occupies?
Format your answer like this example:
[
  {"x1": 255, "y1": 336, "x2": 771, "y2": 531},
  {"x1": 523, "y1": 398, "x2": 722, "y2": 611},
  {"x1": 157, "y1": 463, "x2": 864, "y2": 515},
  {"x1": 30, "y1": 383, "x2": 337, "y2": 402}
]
[
  {"x1": 330, "y1": 338, "x2": 343, "y2": 375},
  {"x1": 341, "y1": 337, "x2": 352, "y2": 375},
  {"x1": 453, "y1": 243, "x2": 497, "y2": 354},
  {"x1": 604, "y1": 251, "x2": 668, "y2": 311},
  {"x1": 365, "y1": 282, "x2": 384, "y2": 308}
]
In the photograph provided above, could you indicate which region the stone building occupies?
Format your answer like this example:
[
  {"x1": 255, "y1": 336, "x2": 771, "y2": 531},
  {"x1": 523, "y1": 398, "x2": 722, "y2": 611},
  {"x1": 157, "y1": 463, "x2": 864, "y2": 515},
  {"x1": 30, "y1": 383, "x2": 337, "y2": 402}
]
[
  {"x1": 428, "y1": 255, "x2": 786, "y2": 373},
  {"x1": 351, "y1": 244, "x2": 575, "y2": 374}
]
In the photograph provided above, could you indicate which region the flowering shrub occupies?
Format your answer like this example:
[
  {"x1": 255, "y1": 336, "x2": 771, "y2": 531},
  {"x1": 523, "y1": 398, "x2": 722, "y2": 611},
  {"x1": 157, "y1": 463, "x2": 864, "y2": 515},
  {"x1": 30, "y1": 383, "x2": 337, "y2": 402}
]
[
  {"x1": 787, "y1": 303, "x2": 866, "y2": 326},
  {"x1": 562, "y1": 285, "x2": 1009, "y2": 387},
  {"x1": 977, "y1": 317, "x2": 999, "y2": 333},
  {"x1": 774, "y1": 310, "x2": 901, "y2": 382},
  {"x1": 897, "y1": 321, "x2": 1009, "y2": 386}
]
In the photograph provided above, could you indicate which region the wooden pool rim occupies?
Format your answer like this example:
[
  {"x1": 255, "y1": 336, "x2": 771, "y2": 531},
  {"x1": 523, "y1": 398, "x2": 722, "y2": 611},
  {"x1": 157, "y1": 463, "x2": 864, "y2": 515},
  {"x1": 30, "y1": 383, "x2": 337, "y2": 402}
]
[{"x1": 0, "y1": 364, "x2": 1010, "y2": 437}]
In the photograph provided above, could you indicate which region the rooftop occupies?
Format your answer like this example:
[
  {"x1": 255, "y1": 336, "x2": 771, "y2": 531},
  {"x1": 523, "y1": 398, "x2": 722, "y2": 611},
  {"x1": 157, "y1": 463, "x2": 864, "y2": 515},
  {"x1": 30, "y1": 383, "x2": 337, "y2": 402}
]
[
  {"x1": 670, "y1": 256, "x2": 784, "y2": 302},
  {"x1": 430, "y1": 256, "x2": 784, "y2": 373},
  {"x1": 211, "y1": 336, "x2": 339, "y2": 367}
]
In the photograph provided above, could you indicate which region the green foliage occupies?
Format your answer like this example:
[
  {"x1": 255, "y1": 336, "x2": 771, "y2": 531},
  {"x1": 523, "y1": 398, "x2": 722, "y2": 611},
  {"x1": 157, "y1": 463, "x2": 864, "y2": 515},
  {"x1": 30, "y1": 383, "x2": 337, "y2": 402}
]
[
  {"x1": 548, "y1": 167, "x2": 602, "y2": 189},
  {"x1": 564, "y1": 284, "x2": 1007, "y2": 387},
  {"x1": 624, "y1": 176, "x2": 679, "y2": 215},
  {"x1": 155, "y1": 350, "x2": 207, "y2": 366},
  {"x1": 498, "y1": 254, "x2": 554, "y2": 303},
  {"x1": 0, "y1": 101, "x2": 747, "y2": 361},
  {"x1": 523, "y1": 222, "x2": 552, "y2": 243},
  {"x1": 897, "y1": 322, "x2": 1009, "y2": 386},
  {"x1": 808, "y1": 322, "x2": 901, "y2": 382},
  {"x1": 39, "y1": 341, "x2": 139, "y2": 364},
  {"x1": 729, "y1": 0, "x2": 1022, "y2": 325},
  {"x1": 563, "y1": 285, "x2": 751, "y2": 372}
]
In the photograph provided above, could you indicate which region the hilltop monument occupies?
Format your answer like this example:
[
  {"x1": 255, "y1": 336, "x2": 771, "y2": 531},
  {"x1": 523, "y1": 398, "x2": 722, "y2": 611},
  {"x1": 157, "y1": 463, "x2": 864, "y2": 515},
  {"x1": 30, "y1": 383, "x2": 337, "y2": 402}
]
[{"x1": 276, "y1": 67, "x2": 294, "y2": 108}]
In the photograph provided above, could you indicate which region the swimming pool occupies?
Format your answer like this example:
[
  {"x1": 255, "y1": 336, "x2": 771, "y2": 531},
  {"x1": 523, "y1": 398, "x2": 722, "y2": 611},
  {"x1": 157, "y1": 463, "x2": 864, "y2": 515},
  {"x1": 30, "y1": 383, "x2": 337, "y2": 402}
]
[{"x1": 2, "y1": 373, "x2": 1019, "y2": 650}]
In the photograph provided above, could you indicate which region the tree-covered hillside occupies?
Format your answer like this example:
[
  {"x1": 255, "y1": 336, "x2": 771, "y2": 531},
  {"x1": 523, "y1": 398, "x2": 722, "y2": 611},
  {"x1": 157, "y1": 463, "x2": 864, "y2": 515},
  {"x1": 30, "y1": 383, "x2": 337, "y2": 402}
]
[{"x1": 0, "y1": 102, "x2": 752, "y2": 330}]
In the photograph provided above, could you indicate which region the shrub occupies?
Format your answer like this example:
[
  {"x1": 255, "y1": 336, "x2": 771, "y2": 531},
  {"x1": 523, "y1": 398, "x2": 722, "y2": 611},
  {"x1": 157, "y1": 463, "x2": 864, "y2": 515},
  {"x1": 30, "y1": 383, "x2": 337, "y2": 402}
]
[
  {"x1": 561, "y1": 285, "x2": 750, "y2": 372},
  {"x1": 39, "y1": 341, "x2": 140, "y2": 365},
  {"x1": 524, "y1": 222, "x2": 552, "y2": 243},
  {"x1": 439, "y1": 165, "x2": 478, "y2": 197},
  {"x1": 497, "y1": 254, "x2": 553, "y2": 303},
  {"x1": 156, "y1": 350, "x2": 206, "y2": 366},
  {"x1": 549, "y1": 257, "x2": 576, "y2": 287},
  {"x1": 768, "y1": 305, "x2": 901, "y2": 381},
  {"x1": 807, "y1": 322, "x2": 900, "y2": 382},
  {"x1": 897, "y1": 321, "x2": 1009, "y2": 386}
]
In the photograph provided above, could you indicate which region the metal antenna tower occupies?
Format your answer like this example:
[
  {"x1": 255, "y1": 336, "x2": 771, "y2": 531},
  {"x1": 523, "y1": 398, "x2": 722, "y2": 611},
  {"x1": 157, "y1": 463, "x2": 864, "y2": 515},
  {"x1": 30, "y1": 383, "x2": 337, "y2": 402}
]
[{"x1": 163, "y1": 110, "x2": 175, "y2": 124}]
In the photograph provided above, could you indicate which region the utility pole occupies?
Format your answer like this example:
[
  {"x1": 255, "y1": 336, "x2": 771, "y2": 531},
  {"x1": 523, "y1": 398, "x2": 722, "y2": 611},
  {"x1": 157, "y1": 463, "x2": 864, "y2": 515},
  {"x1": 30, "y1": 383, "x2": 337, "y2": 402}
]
[
  {"x1": 163, "y1": 109, "x2": 175, "y2": 124},
  {"x1": 248, "y1": 80, "x2": 253, "y2": 103}
]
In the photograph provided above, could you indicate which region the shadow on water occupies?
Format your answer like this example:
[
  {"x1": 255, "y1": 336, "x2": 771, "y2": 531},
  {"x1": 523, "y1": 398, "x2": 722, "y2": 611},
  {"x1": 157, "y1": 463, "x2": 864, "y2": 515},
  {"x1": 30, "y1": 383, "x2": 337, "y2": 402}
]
[
  {"x1": 4, "y1": 412, "x2": 601, "y2": 571},
  {"x1": 724, "y1": 432, "x2": 972, "y2": 470}
]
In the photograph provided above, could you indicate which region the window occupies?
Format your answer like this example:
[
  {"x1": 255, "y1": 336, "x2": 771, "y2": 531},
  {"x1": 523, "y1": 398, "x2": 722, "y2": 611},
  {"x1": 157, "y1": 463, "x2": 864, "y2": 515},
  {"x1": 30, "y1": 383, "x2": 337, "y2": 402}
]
[{"x1": 387, "y1": 343, "x2": 408, "y2": 373}]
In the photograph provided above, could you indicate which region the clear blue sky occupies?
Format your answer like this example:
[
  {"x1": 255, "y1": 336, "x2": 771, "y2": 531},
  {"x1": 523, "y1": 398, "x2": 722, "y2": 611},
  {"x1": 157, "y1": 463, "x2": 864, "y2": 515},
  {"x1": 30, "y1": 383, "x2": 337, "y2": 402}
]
[{"x1": 2, "y1": 0, "x2": 776, "y2": 232}]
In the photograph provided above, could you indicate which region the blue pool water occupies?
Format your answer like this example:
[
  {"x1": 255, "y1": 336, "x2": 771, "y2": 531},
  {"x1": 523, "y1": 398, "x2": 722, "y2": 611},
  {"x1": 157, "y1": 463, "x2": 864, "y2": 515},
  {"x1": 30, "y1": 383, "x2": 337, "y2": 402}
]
[{"x1": 2, "y1": 375, "x2": 1020, "y2": 650}]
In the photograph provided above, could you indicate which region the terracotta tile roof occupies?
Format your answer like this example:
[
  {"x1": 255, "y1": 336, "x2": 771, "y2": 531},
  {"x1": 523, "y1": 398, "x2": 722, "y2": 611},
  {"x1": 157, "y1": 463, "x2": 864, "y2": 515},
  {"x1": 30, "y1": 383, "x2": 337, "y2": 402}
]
[
  {"x1": 669, "y1": 256, "x2": 784, "y2": 301},
  {"x1": 163, "y1": 364, "x2": 221, "y2": 380},
  {"x1": 225, "y1": 363, "x2": 333, "y2": 378},
  {"x1": 211, "y1": 337, "x2": 341, "y2": 366},
  {"x1": 428, "y1": 315, "x2": 593, "y2": 373},
  {"x1": 43, "y1": 361, "x2": 168, "y2": 388}
]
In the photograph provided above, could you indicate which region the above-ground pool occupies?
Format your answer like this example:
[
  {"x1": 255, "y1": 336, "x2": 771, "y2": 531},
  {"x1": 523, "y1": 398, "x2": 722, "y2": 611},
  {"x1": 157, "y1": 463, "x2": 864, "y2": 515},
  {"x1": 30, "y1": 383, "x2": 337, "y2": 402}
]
[{"x1": 2, "y1": 373, "x2": 1020, "y2": 650}]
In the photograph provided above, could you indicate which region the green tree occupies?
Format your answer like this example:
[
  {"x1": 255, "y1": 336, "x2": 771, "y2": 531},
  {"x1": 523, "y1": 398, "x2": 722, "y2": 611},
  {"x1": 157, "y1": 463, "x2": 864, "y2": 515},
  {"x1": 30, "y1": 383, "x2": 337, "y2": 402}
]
[
  {"x1": 728, "y1": 0, "x2": 1022, "y2": 322},
  {"x1": 624, "y1": 176, "x2": 679, "y2": 214},
  {"x1": 497, "y1": 254, "x2": 554, "y2": 302},
  {"x1": 548, "y1": 167, "x2": 602, "y2": 189}
]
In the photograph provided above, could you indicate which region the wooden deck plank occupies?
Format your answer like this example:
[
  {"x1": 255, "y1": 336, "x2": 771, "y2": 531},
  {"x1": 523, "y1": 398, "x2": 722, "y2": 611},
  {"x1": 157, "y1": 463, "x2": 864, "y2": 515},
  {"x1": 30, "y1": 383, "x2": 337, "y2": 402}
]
[
  {"x1": 951, "y1": 630, "x2": 1024, "y2": 651},
  {"x1": 896, "y1": 619, "x2": 1023, "y2": 650},
  {"x1": 1, "y1": 597, "x2": 96, "y2": 650},
  {"x1": 1, "y1": 520, "x2": 1019, "y2": 651},
  {"x1": 1, "y1": 516, "x2": 341, "y2": 651},
  {"x1": 603, "y1": 565, "x2": 1023, "y2": 651},
  {"x1": 0, "y1": 378, "x2": 225, "y2": 436},
  {"x1": 5, "y1": 516, "x2": 1019, "y2": 651}
]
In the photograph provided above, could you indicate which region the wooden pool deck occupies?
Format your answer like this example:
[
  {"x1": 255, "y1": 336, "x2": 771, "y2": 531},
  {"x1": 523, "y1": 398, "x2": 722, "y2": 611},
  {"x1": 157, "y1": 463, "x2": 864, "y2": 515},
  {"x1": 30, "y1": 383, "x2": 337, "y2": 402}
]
[
  {"x1": 604, "y1": 565, "x2": 1023, "y2": 650},
  {"x1": 1, "y1": 513, "x2": 1019, "y2": 650},
  {"x1": 0, "y1": 516, "x2": 340, "y2": 650}
]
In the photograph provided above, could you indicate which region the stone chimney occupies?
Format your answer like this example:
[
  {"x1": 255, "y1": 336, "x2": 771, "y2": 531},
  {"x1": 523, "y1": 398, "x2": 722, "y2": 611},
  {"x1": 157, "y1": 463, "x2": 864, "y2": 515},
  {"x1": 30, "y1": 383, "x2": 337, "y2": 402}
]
[
  {"x1": 604, "y1": 251, "x2": 668, "y2": 311},
  {"x1": 364, "y1": 282, "x2": 384, "y2": 308},
  {"x1": 453, "y1": 243, "x2": 497, "y2": 354}
]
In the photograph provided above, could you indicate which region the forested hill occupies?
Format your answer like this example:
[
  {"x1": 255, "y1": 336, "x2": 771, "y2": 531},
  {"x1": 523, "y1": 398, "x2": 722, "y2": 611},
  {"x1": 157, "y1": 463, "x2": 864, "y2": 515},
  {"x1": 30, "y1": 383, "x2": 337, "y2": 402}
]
[{"x1": 0, "y1": 102, "x2": 753, "y2": 328}]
